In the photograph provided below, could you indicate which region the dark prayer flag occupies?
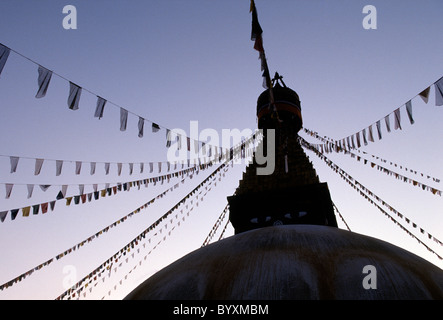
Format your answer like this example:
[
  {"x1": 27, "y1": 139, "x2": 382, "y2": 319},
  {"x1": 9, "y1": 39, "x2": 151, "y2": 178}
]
[{"x1": 152, "y1": 123, "x2": 160, "y2": 133}]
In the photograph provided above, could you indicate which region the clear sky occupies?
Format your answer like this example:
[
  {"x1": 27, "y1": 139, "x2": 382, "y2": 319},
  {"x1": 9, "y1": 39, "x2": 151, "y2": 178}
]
[{"x1": 0, "y1": 0, "x2": 442, "y2": 300}]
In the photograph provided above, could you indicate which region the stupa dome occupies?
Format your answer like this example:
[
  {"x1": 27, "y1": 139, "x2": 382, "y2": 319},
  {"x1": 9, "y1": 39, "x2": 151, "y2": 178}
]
[{"x1": 125, "y1": 225, "x2": 443, "y2": 299}]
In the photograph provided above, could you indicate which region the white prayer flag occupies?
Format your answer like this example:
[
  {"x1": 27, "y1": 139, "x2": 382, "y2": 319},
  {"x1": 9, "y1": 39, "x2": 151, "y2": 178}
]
[
  {"x1": 27, "y1": 184, "x2": 34, "y2": 198},
  {"x1": 94, "y1": 97, "x2": 106, "y2": 119},
  {"x1": 68, "y1": 82, "x2": 82, "y2": 110},
  {"x1": 90, "y1": 162, "x2": 96, "y2": 175},
  {"x1": 368, "y1": 125, "x2": 374, "y2": 142},
  {"x1": 117, "y1": 163, "x2": 122, "y2": 176},
  {"x1": 104, "y1": 162, "x2": 110, "y2": 175},
  {"x1": 35, "y1": 66, "x2": 52, "y2": 98},
  {"x1": 362, "y1": 129, "x2": 368, "y2": 146},
  {"x1": 75, "y1": 161, "x2": 82, "y2": 175},
  {"x1": 138, "y1": 117, "x2": 144, "y2": 138},
  {"x1": 120, "y1": 108, "x2": 128, "y2": 131},
  {"x1": 405, "y1": 100, "x2": 414, "y2": 124},
  {"x1": 129, "y1": 163, "x2": 133, "y2": 175},
  {"x1": 394, "y1": 108, "x2": 402, "y2": 130},
  {"x1": 376, "y1": 120, "x2": 382, "y2": 140},
  {"x1": 10, "y1": 156, "x2": 19, "y2": 173},
  {"x1": 5, "y1": 184, "x2": 13, "y2": 199},
  {"x1": 385, "y1": 114, "x2": 391, "y2": 132},
  {"x1": 56, "y1": 160, "x2": 63, "y2": 176},
  {"x1": 34, "y1": 158, "x2": 44, "y2": 175}
]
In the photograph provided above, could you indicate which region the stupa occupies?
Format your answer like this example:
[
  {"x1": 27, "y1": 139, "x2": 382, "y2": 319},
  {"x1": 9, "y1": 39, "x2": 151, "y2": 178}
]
[{"x1": 125, "y1": 76, "x2": 443, "y2": 300}]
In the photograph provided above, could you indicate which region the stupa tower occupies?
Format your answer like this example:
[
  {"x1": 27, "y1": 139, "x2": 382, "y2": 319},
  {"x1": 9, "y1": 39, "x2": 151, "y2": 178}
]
[{"x1": 228, "y1": 74, "x2": 337, "y2": 234}]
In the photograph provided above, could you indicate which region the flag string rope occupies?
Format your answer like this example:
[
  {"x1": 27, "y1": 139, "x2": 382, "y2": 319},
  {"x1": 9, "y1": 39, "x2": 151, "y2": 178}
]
[
  {"x1": 301, "y1": 129, "x2": 442, "y2": 197},
  {"x1": 68, "y1": 175, "x2": 218, "y2": 299},
  {"x1": 332, "y1": 75, "x2": 443, "y2": 148},
  {"x1": 0, "y1": 42, "x2": 231, "y2": 153},
  {"x1": 96, "y1": 170, "x2": 228, "y2": 300},
  {"x1": 217, "y1": 219, "x2": 231, "y2": 241},
  {"x1": 0, "y1": 164, "x2": 205, "y2": 223},
  {"x1": 1, "y1": 134, "x2": 258, "y2": 221},
  {"x1": 302, "y1": 127, "x2": 441, "y2": 184},
  {"x1": 0, "y1": 134, "x2": 256, "y2": 292},
  {"x1": 56, "y1": 156, "x2": 235, "y2": 300},
  {"x1": 300, "y1": 137, "x2": 443, "y2": 260},
  {"x1": 332, "y1": 201, "x2": 351, "y2": 232},
  {"x1": 0, "y1": 174, "x2": 186, "y2": 291},
  {"x1": 201, "y1": 204, "x2": 229, "y2": 247}
]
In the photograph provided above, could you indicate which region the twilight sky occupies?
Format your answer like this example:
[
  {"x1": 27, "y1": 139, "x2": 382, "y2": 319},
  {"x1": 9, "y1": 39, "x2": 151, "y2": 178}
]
[{"x1": 0, "y1": 0, "x2": 442, "y2": 299}]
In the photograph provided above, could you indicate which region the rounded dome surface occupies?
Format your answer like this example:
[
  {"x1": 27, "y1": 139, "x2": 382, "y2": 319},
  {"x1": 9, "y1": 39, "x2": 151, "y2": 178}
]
[{"x1": 125, "y1": 225, "x2": 443, "y2": 300}]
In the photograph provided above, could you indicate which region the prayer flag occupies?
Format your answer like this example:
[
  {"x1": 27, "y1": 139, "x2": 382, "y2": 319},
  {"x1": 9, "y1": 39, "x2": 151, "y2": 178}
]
[
  {"x1": 90, "y1": 162, "x2": 96, "y2": 175},
  {"x1": 120, "y1": 108, "x2": 128, "y2": 131},
  {"x1": 166, "y1": 129, "x2": 171, "y2": 148},
  {"x1": 10, "y1": 156, "x2": 19, "y2": 173},
  {"x1": 376, "y1": 120, "x2": 382, "y2": 140},
  {"x1": 368, "y1": 125, "x2": 374, "y2": 142},
  {"x1": 435, "y1": 77, "x2": 443, "y2": 106},
  {"x1": 152, "y1": 123, "x2": 160, "y2": 133},
  {"x1": 405, "y1": 100, "x2": 414, "y2": 124},
  {"x1": 0, "y1": 211, "x2": 6, "y2": 223},
  {"x1": 94, "y1": 97, "x2": 106, "y2": 119},
  {"x1": 385, "y1": 114, "x2": 391, "y2": 132},
  {"x1": 5, "y1": 183, "x2": 13, "y2": 199},
  {"x1": 56, "y1": 160, "x2": 63, "y2": 176},
  {"x1": 34, "y1": 158, "x2": 44, "y2": 175},
  {"x1": 27, "y1": 184, "x2": 34, "y2": 198},
  {"x1": 250, "y1": 1, "x2": 263, "y2": 42},
  {"x1": 394, "y1": 108, "x2": 401, "y2": 130},
  {"x1": 35, "y1": 66, "x2": 52, "y2": 98},
  {"x1": 0, "y1": 44, "x2": 10, "y2": 77},
  {"x1": 362, "y1": 129, "x2": 368, "y2": 146},
  {"x1": 68, "y1": 82, "x2": 82, "y2": 110},
  {"x1": 419, "y1": 87, "x2": 430, "y2": 104},
  {"x1": 138, "y1": 117, "x2": 144, "y2": 138},
  {"x1": 75, "y1": 161, "x2": 82, "y2": 175}
]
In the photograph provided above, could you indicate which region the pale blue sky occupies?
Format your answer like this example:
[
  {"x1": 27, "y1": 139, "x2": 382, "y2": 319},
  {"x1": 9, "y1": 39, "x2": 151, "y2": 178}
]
[{"x1": 0, "y1": 0, "x2": 442, "y2": 299}]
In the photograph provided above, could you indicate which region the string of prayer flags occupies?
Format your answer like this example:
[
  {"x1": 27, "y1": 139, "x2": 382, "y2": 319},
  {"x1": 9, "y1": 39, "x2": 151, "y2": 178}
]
[
  {"x1": 35, "y1": 66, "x2": 52, "y2": 98},
  {"x1": 300, "y1": 137, "x2": 443, "y2": 260},
  {"x1": 304, "y1": 132, "x2": 442, "y2": 195},
  {"x1": 333, "y1": 75, "x2": 443, "y2": 149},
  {"x1": 5, "y1": 156, "x2": 230, "y2": 295},
  {"x1": 1, "y1": 42, "x2": 231, "y2": 152},
  {"x1": 0, "y1": 44, "x2": 10, "y2": 77},
  {"x1": 1, "y1": 162, "x2": 210, "y2": 221},
  {"x1": 57, "y1": 159, "x2": 231, "y2": 300},
  {"x1": 68, "y1": 82, "x2": 82, "y2": 110},
  {"x1": 0, "y1": 168, "x2": 199, "y2": 290},
  {"x1": 250, "y1": 0, "x2": 271, "y2": 90},
  {"x1": 302, "y1": 127, "x2": 441, "y2": 184}
]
